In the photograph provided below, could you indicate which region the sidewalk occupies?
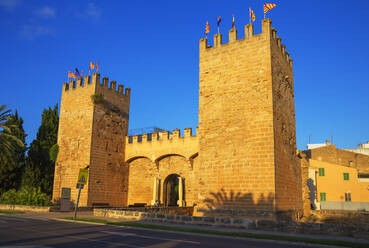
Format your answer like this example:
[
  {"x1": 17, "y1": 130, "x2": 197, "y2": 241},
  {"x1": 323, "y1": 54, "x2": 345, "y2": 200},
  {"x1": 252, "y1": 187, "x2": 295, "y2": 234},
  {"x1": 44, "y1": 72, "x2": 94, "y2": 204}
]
[{"x1": 16, "y1": 210, "x2": 369, "y2": 245}]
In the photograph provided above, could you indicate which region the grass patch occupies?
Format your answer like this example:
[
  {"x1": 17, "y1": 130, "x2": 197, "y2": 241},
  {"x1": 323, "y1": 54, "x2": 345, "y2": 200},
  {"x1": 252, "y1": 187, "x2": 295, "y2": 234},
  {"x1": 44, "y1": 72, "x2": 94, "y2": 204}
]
[
  {"x1": 62, "y1": 217, "x2": 107, "y2": 224},
  {"x1": 59, "y1": 217, "x2": 368, "y2": 248},
  {"x1": 0, "y1": 210, "x2": 24, "y2": 215}
]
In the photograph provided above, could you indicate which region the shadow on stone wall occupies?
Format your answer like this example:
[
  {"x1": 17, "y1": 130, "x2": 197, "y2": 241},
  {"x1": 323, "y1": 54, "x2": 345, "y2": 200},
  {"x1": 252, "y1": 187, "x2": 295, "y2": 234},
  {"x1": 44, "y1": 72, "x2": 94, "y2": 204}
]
[
  {"x1": 306, "y1": 178, "x2": 317, "y2": 210},
  {"x1": 198, "y1": 189, "x2": 276, "y2": 220}
]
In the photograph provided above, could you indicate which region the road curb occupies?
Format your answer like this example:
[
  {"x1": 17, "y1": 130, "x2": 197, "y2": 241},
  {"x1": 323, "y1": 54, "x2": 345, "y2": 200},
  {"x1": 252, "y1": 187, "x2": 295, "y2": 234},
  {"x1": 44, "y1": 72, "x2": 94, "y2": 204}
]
[
  {"x1": 52, "y1": 218, "x2": 106, "y2": 226},
  {"x1": 51, "y1": 217, "x2": 365, "y2": 248}
]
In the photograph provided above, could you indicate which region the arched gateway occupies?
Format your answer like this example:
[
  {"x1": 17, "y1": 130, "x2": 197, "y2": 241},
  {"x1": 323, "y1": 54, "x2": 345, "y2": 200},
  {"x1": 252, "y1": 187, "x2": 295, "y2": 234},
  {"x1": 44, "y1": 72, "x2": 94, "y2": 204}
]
[{"x1": 164, "y1": 174, "x2": 179, "y2": 206}]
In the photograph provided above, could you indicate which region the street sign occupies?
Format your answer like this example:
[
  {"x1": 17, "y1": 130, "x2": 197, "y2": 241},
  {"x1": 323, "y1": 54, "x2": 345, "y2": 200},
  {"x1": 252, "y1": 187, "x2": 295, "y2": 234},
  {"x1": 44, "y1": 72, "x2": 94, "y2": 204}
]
[
  {"x1": 75, "y1": 167, "x2": 89, "y2": 219},
  {"x1": 76, "y1": 184, "x2": 84, "y2": 189},
  {"x1": 77, "y1": 168, "x2": 89, "y2": 185}
]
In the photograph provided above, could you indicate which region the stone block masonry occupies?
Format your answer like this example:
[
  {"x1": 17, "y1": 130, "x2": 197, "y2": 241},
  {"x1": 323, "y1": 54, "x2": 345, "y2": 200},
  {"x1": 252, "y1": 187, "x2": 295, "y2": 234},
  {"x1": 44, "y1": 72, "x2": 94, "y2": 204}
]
[
  {"x1": 94, "y1": 208, "x2": 369, "y2": 240},
  {"x1": 53, "y1": 19, "x2": 304, "y2": 218},
  {"x1": 197, "y1": 19, "x2": 301, "y2": 216},
  {"x1": 52, "y1": 73, "x2": 130, "y2": 207}
]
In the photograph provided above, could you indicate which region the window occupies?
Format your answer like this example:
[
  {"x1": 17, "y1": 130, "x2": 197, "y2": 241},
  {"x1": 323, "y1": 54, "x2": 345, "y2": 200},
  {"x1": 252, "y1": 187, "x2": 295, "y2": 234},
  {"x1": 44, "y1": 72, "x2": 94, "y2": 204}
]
[
  {"x1": 345, "y1": 192, "x2": 351, "y2": 202},
  {"x1": 320, "y1": 192, "x2": 326, "y2": 201},
  {"x1": 318, "y1": 168, "x2": 325, "y2": 176},
  {"x1": 343, "y1": 173, "x2": 349, "y2": 180}
]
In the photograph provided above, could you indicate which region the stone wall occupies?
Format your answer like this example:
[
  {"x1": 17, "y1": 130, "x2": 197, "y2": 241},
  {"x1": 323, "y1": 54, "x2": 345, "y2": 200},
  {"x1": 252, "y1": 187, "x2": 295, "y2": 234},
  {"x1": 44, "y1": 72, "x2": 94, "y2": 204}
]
[
  {"x1": 88, "y1": 76, "x2": 130, "y2": 206},
  {"x1": 0, "y1": 204, "x2": 51, "y2": 212},
  {"x1": 127, "y1": 157, "x2": 155, "y2": 205},
  {"x1": 270, "y1": 26, "x2": 302, "y2": 213},
  {"x1": 52, "y1": 76, "x2": 97, "y2": 206},
  {"x1": 126, "y1": 153, "x2": 198, "y2": 207},
  {"x1": 94, "y1": 208, "x2": 369, "y2": 240},
  {"x1": 158, "y1": 155, "x2": 197, "y2": 206},
  {"x1": 125, "y1": 128, "x2": 199, "y2": 207},
  {"x1": 53, "y1": 73, "x2": 130, "y2": 207},
  {"x1": 307, "y1": 145, "x2": 369, "y2": 173},
  {"x1": 198, "y1": 20, "x2": 275, "y2": 213},
  {"x1": 126, "y1": 128, "x2": 198, "y2": 162},
  {"x1": 299, "y1": 155, "x2": 312, "y2": 215},
  {"x1": 197, "y1": 19, "x2": 300, "y2": 216}
]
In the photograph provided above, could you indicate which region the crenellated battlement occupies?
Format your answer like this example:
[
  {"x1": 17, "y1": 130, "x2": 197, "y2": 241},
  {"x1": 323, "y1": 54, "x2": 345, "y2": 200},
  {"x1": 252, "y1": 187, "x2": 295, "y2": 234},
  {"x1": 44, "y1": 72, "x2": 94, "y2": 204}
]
[
  {"x1": 125, "y1": 127, "x2": 199, "y2": 163},
  {"x1": 271, "y1": 28, "x2": 293, "y2": 68},
  {"x1": 199, "y1": 19, "x2": 293, "y2": 68},
  {"x1": 62, "y1": 73, "x2": 131, "y2": 98},
  {"x1": 127, "y1": 127, "x2": 197, "y2": 144}
]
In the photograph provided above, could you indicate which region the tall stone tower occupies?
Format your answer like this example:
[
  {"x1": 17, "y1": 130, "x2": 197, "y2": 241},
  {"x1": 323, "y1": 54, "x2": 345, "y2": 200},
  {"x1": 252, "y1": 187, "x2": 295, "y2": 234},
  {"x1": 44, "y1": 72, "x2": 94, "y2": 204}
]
[
  {"x1": 197, "y1": 19, "x2": 301, "y2": 218},
  {"x1": 52, "y1": 73, "x2": 130, "y2": 206}
]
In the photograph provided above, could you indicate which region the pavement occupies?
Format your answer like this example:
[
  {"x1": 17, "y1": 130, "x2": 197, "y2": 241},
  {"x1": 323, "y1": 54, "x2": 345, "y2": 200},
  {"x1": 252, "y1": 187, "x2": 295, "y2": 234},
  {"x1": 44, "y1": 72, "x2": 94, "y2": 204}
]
[{"x1": 0, "y1": 210, "x2": 368, "y2": 248}]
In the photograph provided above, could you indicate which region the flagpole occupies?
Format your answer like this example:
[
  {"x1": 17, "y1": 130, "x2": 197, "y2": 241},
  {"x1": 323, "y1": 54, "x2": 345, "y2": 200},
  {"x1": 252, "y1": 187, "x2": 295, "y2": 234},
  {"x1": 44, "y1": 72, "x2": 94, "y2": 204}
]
[{"x1": 249, "y1": 7, "x2": 251, "y2": 24}]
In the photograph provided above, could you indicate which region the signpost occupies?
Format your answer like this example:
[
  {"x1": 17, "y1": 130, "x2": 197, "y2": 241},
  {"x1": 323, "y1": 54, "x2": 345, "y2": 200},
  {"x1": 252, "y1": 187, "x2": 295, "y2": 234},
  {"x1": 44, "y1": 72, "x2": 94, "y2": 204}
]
[{"x1": 74, "y1": 168, "x2": 89, "y2": 219}]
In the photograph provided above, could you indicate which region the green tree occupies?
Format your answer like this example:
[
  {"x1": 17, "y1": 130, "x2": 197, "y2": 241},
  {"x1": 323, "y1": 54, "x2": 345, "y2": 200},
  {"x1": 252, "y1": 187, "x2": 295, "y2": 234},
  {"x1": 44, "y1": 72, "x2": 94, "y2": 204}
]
[
  {"x1": 0, "y1": 110, "x2": 27, "y2": 193},
  {"x1": 0, "y1": 106, "x2": 25, "y2": 194},
  {"x1": 22, "y1": 104, "x2": 59, "y2": 196}
]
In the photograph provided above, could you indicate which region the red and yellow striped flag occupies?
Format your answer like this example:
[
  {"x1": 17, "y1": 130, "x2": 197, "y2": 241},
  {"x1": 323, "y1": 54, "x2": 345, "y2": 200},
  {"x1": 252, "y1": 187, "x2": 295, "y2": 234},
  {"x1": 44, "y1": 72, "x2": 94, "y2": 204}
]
[
  {"x1": 68, "y1": 71, "x2": 78, "y2": 79},
  {"x1": 250, "y1": 8, "x2": 255, "y2": 22},
  {"x1": 89, "y1": 62, "x2": 95, "y2": 70},
  {"x1": 205, "y1": 21, "x2": 210, "y2": 34},
  {"x1": 96, "y1": 61, "x2": 99, "y2": 72},
  {"x1": 264, "y1": 3, "x2": 276, "y2": 14}
]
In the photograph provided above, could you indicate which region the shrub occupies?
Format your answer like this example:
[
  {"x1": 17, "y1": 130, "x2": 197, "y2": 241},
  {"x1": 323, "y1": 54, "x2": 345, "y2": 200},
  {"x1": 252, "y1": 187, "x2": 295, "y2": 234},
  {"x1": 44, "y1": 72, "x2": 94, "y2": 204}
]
[
  {"x1": 49, "y1": 144, "x2": 59, "y2": 163},
  {"x1": 91, "y1": 94, "x2": 104, "y2": 105},
  {"x1": 0, "y1": 187, "x2": 51, "y2": 206}
]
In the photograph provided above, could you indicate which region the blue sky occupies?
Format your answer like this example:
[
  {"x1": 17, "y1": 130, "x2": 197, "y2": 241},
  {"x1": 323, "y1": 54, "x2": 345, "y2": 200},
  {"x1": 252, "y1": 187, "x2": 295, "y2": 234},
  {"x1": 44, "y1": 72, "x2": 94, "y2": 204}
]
[{"x1": 0, "y1": 0, "x2": 368, "y2": 150}]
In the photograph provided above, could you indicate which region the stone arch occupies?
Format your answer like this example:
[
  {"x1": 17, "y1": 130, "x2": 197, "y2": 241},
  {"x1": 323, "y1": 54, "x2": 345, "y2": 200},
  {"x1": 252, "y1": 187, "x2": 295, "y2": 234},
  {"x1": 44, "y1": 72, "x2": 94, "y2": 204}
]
[
  {"x1": 157, "y1": 155, "x2": 194, "y2": 206},
  {"x1": 126, "y1": 156, "x2": 156, "y2": 206},
  {"x1": 189, "y1": 152, "x2": 198, "y2": 169},
  {"x1": 126, "y1": 156, "x2": 152, "y2": 163},
  {"x1": 155, "y1": 153, "x2": 187, "y2": 163},
  {"x1": 163, "y1": 174, "x2": 181, "y2": 206}
]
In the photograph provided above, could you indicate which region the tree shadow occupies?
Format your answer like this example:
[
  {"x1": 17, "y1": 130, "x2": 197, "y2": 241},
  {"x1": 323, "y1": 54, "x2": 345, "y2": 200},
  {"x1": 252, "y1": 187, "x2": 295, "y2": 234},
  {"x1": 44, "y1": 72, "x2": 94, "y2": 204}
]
[{"x1": 200, "y1": 188, "x2": 276, "y2": 220}]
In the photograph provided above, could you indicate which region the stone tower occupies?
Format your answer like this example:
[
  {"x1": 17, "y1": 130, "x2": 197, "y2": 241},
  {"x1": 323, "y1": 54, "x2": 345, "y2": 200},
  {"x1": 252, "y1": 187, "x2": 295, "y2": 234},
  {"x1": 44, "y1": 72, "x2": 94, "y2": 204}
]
[
  {"x1": 52, "y1": 73, "x2": 130, "y2": 206},
  {"x1": 197, "y1": 19, "x2": 301, "y2": 217}
]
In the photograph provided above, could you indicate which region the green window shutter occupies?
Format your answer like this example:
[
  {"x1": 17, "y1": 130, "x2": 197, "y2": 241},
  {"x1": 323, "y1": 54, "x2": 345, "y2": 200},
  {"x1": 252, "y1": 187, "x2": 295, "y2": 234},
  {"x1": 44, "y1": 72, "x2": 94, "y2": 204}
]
[
  {"x1": 319, "y1": 168, "x2": 325, "y2": 176},
  {"x1": 343, "y1": 173, "x2": 349, "y2": 180},
  {"x1": 320, "y1": 192, "x2": 326, "y2": 201},
  {"x1": 345, "y1": 193, "x2": 351, "y2": 202}
]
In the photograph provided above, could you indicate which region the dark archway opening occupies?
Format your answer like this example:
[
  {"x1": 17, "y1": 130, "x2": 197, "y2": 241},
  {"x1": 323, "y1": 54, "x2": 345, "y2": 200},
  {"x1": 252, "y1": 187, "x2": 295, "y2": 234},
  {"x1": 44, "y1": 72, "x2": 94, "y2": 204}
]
[{"x1": 163, "y1": 174, "x2": 179, "y2": 206}]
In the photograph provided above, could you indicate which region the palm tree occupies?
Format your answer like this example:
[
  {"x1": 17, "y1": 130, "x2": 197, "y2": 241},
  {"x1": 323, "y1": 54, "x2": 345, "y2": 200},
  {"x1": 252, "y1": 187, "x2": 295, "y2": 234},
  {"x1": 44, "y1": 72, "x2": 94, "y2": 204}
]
[{"x1": 0, "y1": 105, "x2": 24, "y2": 165}]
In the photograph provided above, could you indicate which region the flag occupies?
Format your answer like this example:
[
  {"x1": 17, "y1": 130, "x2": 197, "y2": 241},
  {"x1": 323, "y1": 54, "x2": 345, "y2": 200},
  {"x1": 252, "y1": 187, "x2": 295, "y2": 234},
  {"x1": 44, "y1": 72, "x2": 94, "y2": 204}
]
[
  {"x1": 80, "y1": 71, "x2": 83, "y2": 79},
  {"x1": 96, "y1": 61, "x2": 99, "y2": 72},
  {"x1": 264, "y1": 3, "x2": 276, "y2": 14},
  {"x1": 217, "y1": 16, "x2": 222, "y2": 27},
  {"x1": 74, "y1": 68, "x2": 81, "y2": 78},
  {"x1": 205, "y1": 21, "x2": 210, "y2": 34},
  {"x1": 232, "y1": 15, "x2": 235, "y2": 29},
  {"x1": 89, "y1": 62, "x2": 95, "y2": 70},
  {"x1": 250, "y1": 8, "x2": 255, "y2": 22},
  {"x1": 68, "y1": 71, "x2": 78, "y2": 79}
]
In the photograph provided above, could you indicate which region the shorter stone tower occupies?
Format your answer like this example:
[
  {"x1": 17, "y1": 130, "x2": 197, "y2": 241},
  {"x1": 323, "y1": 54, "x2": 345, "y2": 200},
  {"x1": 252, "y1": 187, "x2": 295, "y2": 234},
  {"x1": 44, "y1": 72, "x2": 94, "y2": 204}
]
[{"x1": 52, "y1": 73, "x2": 130, "y2": 206}]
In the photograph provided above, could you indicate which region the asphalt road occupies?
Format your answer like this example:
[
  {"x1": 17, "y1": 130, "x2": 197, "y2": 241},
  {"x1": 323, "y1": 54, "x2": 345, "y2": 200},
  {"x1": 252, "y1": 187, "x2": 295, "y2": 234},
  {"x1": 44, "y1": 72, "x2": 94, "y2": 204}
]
[{"x1": 0, "y1": 215, "x2": 329, "y2": 248}]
